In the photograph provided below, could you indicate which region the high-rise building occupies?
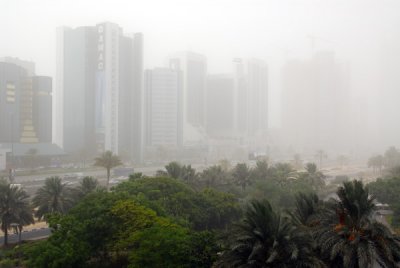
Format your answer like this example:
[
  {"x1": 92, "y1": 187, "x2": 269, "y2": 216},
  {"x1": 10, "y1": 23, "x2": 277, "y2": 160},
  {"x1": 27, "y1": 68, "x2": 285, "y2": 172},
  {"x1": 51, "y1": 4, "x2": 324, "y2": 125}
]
[
  {"x1": 145, "y1": 67, "x2": 182, "y2": 147},
  {"x1": 0, "y1": 62, "x2": 26, "y2": 143},
  {"x1": 169, "y1": 51, "x2": 207, "y2": 145},
  {"x1": 232, "y1": 58, "x2": 268, "y2": 137},
  {"x1": 32, "y1": 76, "x2": 52, "y2": 143},
  {"x1": 0, "y1": 61, "x2": 52, "y2": 144},
  {"x1": 56, "y1": 22, "x2": 143, "y2": 161},
  {"x1": 281, "y1": 51, "x2": 350, "y2": 153},
  {"x1": 246, "y1": 59, "x2": 269, "y2": 136},
  {"x1": 206, "y1": 74, "x2": 235, "y2": 137}
]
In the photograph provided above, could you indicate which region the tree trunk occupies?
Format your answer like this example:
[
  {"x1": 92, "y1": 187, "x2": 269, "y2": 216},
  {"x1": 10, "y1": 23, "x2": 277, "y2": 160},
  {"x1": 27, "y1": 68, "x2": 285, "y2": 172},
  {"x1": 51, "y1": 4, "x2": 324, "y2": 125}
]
[
  {"x1": 4, "y1": 226, "x2": 8, "y2": 246},
  {"x1": 107, "y1": 168, "x2": 110, "y2": 191},
  {"x1": 18, "y1": 226, "x2": 22, "y2": 244}
]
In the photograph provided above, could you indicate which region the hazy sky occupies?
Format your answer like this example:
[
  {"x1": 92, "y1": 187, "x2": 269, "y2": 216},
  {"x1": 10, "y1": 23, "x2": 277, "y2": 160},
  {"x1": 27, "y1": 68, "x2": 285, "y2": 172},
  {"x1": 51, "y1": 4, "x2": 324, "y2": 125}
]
[{"x1": 1, "y1": 0, "x2": 399, "y2": 127}]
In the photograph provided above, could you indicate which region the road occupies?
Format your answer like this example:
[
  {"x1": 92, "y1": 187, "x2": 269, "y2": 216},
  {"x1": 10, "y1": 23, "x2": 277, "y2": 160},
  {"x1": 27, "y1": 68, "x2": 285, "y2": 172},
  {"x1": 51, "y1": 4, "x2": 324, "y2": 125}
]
[
  {"x1": 11, "y1": 163, "x2": 212, "y2": 196},
  {"x1": 12, "y1": 165, "x2": 170, "y2": 196},
  {"x1": 0, "y1": 228, "x2": 51, "y2": 245}
]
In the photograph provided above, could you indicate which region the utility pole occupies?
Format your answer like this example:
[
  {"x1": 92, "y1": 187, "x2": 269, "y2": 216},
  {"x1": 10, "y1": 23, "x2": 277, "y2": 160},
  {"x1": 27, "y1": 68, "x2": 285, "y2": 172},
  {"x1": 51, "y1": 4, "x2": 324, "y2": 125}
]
[{"x1": 9, "y1": 112, "x2": 15, "y2": 183}]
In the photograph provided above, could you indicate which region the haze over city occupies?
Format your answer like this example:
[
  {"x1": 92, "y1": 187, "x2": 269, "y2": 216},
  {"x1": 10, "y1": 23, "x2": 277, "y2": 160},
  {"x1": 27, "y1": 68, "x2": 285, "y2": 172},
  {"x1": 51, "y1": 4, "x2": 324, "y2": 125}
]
[
  {"x1": 2, "y1": 0, "x2": 399, "y2": 139},
  {"x1": 3, "y1": 1, "x2": 400, "y2": 267}
]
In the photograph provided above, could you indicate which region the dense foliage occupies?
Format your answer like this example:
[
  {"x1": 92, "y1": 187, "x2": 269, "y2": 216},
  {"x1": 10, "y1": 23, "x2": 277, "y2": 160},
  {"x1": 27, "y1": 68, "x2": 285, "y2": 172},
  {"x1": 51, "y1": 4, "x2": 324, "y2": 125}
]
[{"x1": 2, "y1": 160, "x2": 400, "y2": 268}]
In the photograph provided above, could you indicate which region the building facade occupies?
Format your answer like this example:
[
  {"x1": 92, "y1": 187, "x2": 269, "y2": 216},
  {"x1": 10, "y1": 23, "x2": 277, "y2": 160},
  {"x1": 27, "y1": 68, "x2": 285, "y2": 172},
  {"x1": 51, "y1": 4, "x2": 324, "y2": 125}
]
[
  {"x1": 206, "y1": 74, "x2": 235, "y2": 137},
  {"x1": 232, "y1": 58, "x2": 269, "y2": 138},
  {"x1": 145, "y1": 68, "x2": 182, "y2": 147},
  {"x1": 169, "y1": 51, "x2": 207, "y2": 145},
  {"x1": 281, "y1": 51, "x2": 350, "y2": 154},
  {"x1": 56, "y1": 22, "x2": 143, "y2": 161},
  {"x1": 0, "y1": 60, "x2": 52, "y2": 144}
]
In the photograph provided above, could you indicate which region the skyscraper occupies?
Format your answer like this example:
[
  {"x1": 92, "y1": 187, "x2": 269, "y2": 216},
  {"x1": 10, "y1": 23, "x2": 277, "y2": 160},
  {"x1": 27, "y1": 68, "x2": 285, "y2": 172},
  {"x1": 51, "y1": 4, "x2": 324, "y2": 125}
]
[
  {"x1": 0, "y1": 60, "x2": 52, "y2": 144},
  {"x1": 281, "y1": 51, "x2": 350, "y2": 153},
  {"x1": 232, "y1": 58, "x2": 269, "y2": 138},
  {"x1": 169, "y1": 51, "x2": 207, "y2": 145},
  {"x1": 32, "y1": 76, "x2": 52, "y2": 143},
  {"x1": 206, "y1": 74, "x2": 235, "y2": 137},
  {"x1": 56, "y1": 22, "x2": 143, "y2": 161},
  {"x1": 145, "y1": 67, "x2": 183, "y2": 147}
]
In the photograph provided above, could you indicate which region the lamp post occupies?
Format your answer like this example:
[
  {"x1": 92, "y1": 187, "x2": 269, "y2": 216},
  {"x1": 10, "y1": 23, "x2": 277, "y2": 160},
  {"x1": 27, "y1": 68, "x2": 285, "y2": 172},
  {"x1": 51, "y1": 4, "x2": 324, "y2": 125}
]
[{"x1": 9, "y1": 112, "x2": 15, "y2": 183}]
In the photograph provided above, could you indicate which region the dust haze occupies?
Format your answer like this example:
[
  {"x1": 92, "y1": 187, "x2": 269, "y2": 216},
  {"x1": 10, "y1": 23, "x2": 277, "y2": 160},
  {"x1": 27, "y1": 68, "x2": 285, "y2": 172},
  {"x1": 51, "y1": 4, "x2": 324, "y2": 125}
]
[{"x1": 1, "y1": 0, "x2": 400, "y2": 164}]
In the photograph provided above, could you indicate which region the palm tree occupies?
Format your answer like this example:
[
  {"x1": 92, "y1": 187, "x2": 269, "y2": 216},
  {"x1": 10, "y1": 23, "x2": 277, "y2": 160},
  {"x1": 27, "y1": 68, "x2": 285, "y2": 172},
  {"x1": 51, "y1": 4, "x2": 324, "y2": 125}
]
[
  {"x1": 0, "y1": 181, "x2": 34, "y2": 245},
  {"x1": 269, "y1": 162, "x2": 297, "y2": 188},
  {"x1": 73, "y1": 176, "x2": 99, "y2": 200},
  {"x1": 291, "y1": 192, "x2": 323, "y2": 227},
  {"x1": 201, "y1": 165, "x2": 228, "y2": 187},
  {"x1": 303, "y1": 163, "x2": 325, "y2": 191},
  {"x1": 251, "y1": 160, "x2": 269, "y2": 180},
  {"x1": 314, "y1": 180, "x2": 400, "y2": 267},
  {"x1": 232, "y1": 163, "x2": 252, "y2": 191},
  {"x1": 94, "y1": 151, "x2": 122, "y2": 190},
  {"x1": 368, "y1": 155, "x2": 384, "y2": 174},
  {"x1": 180, "y1": 164, "x2": 197, "y2": 184},
  {"x1": 217, "y1": 199, "x2": 325, "y2": 267},
  {"x1": 164, "y1": 161, "x2": 182, "y2": 179},
  {"x1": 32, "y1": 176, "x2": 74, "y2": 220}
]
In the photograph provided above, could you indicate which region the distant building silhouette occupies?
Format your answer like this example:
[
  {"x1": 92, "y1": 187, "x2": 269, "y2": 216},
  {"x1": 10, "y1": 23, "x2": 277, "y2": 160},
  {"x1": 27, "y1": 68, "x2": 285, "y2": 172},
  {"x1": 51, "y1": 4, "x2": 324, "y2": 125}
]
[
  {"x1": 0, "y1": 59, "x2": 52, "y2": 144},
  {"x1": 168, "y1": 51, "x2": 207, "y2": 146},
  {"x1": 145, "y1": 67, "x2": 183, "y2": 147},
  {"x1": 281, "y1": 51, "x2": 350, "y2": 154},
  {"x1": 55, "y1": 22, "x2": 143, "y2": 162}
]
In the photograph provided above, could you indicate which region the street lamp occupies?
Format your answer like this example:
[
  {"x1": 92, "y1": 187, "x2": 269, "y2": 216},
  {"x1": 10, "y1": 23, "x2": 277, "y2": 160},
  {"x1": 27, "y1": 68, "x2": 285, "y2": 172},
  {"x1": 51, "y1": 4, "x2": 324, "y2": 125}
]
[{"x1": 9, "y1": 112, "x2": 15, "y2": 183}]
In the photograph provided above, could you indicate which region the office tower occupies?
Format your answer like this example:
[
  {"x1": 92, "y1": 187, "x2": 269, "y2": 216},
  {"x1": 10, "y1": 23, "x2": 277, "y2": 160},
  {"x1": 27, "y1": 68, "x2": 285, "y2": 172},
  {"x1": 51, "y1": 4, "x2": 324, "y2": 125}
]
[
  {"x1": 206, "y1": 74, "x2": 235, "y2": 137},
  {"x1": 0, "y1": 62, "x2": 26, "y2": 143},
  {"x1": 247, "y1": 59, "x2": 268, "y2": 136},
  {"x1": 56, "y1": 26, "x2": 97, "y2": 154},
  {"x1": 145, "y1": 68, "x2": 182, "y2": 147},
  {"x1": 0, "y1": 61, "x2": 52, "y2": 144},
  {"x1": 56, "y1": 22, "x2": 143, "y2": 161},
  {"x1": 32, "y1": 76, "x2": 52, "y2": 143},
  {"x1": 232, "y1": 58, "x2": 269, "y2": 137},
  {"x1": 281, "y1": 51, "x2": 350, "y2": 153},
  {"x1": 169, "y1": 51, "x2": 207, "y2": 145}
]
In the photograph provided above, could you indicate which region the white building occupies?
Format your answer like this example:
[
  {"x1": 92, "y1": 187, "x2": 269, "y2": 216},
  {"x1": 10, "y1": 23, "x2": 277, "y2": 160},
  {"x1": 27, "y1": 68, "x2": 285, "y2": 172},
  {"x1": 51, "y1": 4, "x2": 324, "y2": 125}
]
[
  {"x1": 55, "y1": 22, "x2": 143, "y2": 161},
  {"x1": 233, "y1": 58, "x2": 269, "y2": 138},
  {"x1": 145, "y1": 68, "x2": 182, "y2": 147},
  {"x1": 168, "y1": 51, "x2": 207, "y2": 145}
]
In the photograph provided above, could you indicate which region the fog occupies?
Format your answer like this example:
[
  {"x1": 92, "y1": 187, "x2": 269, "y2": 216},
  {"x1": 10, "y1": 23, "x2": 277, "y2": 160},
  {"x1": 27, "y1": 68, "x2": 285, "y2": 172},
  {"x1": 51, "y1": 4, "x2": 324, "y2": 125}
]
[{"x1": 1, "y1": 0, "x2": 400, "y2": 163}]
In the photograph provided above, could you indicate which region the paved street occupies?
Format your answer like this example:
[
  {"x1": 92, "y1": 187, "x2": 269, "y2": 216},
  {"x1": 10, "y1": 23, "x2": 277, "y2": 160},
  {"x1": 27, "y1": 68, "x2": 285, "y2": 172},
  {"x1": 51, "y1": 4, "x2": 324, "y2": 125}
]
[{"x1": 0, "y1": 228, "x2": 51, "y2": 245}]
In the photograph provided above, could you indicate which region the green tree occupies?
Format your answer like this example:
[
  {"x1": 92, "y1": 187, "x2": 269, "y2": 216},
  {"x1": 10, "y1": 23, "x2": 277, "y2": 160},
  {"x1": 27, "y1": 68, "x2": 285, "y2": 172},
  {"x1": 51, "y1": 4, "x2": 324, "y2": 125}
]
[
  {"x1": 232, "y1": 163, "x2": 252, "y2": 191},
  {"x1": 367, "y1": 155, "x2": 384, "y2": 174},
  {"x1": 200, "y1": 165, "x2": 229, "y2": 188},
  {"x1": 128, "y1": 224, "x2": 219, "y2": 268},
  {"x1": 269, "y1": 162, "x2": 297, "y2": 188},
  {"x1": 73, "y1": 176, "x2": 100, "y2": 201},
  {"x1": 32, "y1": 176, "x2": 74, "y2": 220},
  {"x1": 300, "y1": 162, "x2": 325, "y2": 191},
  {"x1": 0, "y1": 180, "x2": 34, "y2": 245},
  {"x1": 250, "y1": 160, "x2": 269, "y2": 180},
  {"x1": 164, "y1": 161, "x2": 182, "y2": 179},
  {"x1": 94, "y1": 150, "x2": 122, "y2": 190},
  {"x1": 217, "y1": 199, "x2": 325, "y2": 267},
  {"x1": 315, "y1": 180, "x2": 400, "y2": 267},
  {"x1": 180, "y1": 164, "x2": 197, "y2": 184},
  {"x1": 384, "y1": 146, "x2": 400, "y2": 169},
  {"x1": 291, "y1": 192, "x2": 323, "y2": 227}
]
